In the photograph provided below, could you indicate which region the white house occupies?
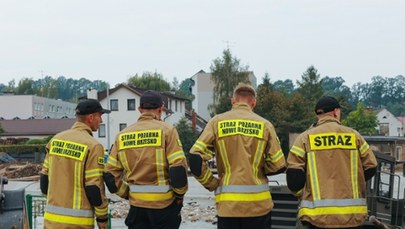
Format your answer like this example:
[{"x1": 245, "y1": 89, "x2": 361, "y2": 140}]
[
  {"x1": 0, "y1": 94, "x2": 76, "y2": 120},
  {"x1": 190, "y1": 70, "x2": 257, "y2": 122},
  {"x1": 376, "y1": 108, "x2": 405, "y2": 137},
  {"x1": 85, "y1": 84, "x2": 187, "y2": 150}
]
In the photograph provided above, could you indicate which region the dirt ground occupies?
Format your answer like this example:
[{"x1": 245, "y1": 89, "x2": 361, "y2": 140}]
[{"x1": 0, "y1": 162, "x2": 42, "y2": 179}]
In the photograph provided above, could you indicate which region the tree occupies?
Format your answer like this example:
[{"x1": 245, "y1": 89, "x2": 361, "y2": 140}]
[
  {"x1": 342, "y1": 102, "x2": 378, "y2": 135},
  {"x1": 273, "y1": 79, "x2": 295, "y2": 96},
  {"x1": 128, "y1": 72, "x2": 171, "y2": 91},
  {"x1": 296, "y1": 66, "x2": 324, "y2": 102},
  {"x1": 174, "y1": 117, "x2": 199, "y2": 155},
  {"x1": 176, "y1": 78, "x2": 195, "y2": 110},
  {"x1": 209, "y1": 49, "x2": 250, "y2": 116},
  {"x1": 16, "y1": 78, "x2": 36, "y2": 95}
]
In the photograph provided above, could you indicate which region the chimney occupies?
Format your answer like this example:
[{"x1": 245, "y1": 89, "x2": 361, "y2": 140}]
[{"x1": 87, "y1": 88, "x2": 98, "y2": 99}]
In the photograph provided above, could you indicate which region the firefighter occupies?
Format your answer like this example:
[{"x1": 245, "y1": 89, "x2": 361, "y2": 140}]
[
  {"x1": 104, "y1": 90, "x2": 188, "y2": 229},
  {"x1": 189, "y1": 83, "x2": 286, "y2": 229},
  {"x1": 40, "y1": 99, "x2": 110, "y2": 229},
  {"x1": 286, "y1": 96, "x2": 378, "y2": 228}
]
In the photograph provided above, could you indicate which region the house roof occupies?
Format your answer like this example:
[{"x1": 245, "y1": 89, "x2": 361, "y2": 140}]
[
  {"x1": 0, "y1": 118, "x2": 75, "y2": 137},
  {"x1": 397, "y1": 116, "x2": 405, "y2": 125}
]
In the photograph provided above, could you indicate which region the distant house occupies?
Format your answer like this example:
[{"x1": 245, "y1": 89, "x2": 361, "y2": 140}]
[
  {"x1": 83, "y1": 83, "x2": 188, "y2": 150},
  {"x1": 190, "y1": 70, "x2": 257, "y2": 121},
  {"x1": 376, "y1": 109, "x2": 405, "y2": 137},
  {"x1": 0, "y1": 118, "x2": 75, "y2": 140},
  {"x1": 0, "y1": 94, "x2": 76, "y2": 120}
]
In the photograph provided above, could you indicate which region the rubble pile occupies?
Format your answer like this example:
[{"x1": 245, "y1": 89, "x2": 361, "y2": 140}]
[
  {"x1": 108, "y1": 198, "x2": 217, "y2": 224},
  {"x1": 0, "y1": 163, "x2": 42, "y2": 179},
  {"x1": 182, "y1": 201, "x2": 217, "y2": 224}
]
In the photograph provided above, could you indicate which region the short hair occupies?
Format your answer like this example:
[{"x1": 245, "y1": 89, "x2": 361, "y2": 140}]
[{"x1": 233, "y1": 82, "x2": 256, "y2": 98}]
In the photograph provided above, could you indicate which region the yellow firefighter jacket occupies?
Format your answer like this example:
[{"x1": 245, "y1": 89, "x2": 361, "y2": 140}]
[
  {"x1": 41, "y1": 122, "x2": 108, "y2": 229},
  {"x1": 105, "y1": 112, "x2": 188, "y2": 209},
  {"x1": 189, "y1": 103, "x2": 286, "y2": 217},
  {"x1": 287, "y1": 115, "x2": 377, "y2": 228}
]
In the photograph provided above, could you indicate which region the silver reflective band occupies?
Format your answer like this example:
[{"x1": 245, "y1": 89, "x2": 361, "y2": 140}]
[
  {"x1": 300, "y1": 198, "x2": 367, "y2": 208},
  {"x1": 215, "y1": 184, "x2": 269, "y2": 195},
  {"x1": 129, "y1": 185, "x2": 170, "y2": 193},
  {"x1": 46, "y1": 204, "x2": 94, "y2": 217}
]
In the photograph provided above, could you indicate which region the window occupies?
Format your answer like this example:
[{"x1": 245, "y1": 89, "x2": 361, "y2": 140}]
[
  {"x1": 110, "y1": 99, "x2": 118, "y2": 111},
  {"x1": 175, "y1": 100, "x2": 178, "y2": 112},
  {"x1": 119, "y1": 123, "x2": 127, "y2": 131},
  {"x1": 127, "y1": 99, "x2": 136, "y2": 111},
  {"x1": 99, "y1": 124, "x2": 106, "y2": 137}
]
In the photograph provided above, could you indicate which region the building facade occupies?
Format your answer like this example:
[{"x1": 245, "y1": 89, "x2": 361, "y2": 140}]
[
  {"x1": 0, "y1": 95, "x2": 76, "y2": 120},
  {"x1": 190, "y1": 70, "x2": 257, "y2": 121},
  {"x1": 376, "y1": 109, "x2": 405, "y2": 137},
  {"x1": 86, "y1": 84, "x2": 187, "y2": 150}
]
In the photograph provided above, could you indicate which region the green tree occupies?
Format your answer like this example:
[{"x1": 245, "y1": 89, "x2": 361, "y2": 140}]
[
  {"x1": 16, "y1": 78, "x2": 37, "y2": 95},
  {"x1": 273, "y1": 79, "x2": 295, "y2": 96},
  {"x1": 255, "y1": 74, "x2": 291, "y2": 153},
  {"x1": 174, "y1": 117, "x2": 199, "y2": 154},
  {"x1": 128, "y1": 72, "x2": 171, "y2": 91},
  {"x1": 176, "y1": 78, "x2": 195, "y2": 110},
  {"x1": 296, "y1": 66, "x2": 324, "y2": 101},
  {"x1": 291, "y1": 66, "x2": 324, "y2": 131},
  {"x1": 342, "y1": 102, "x2": 378, "y2": 135},
  {"x1": 209, "y1": 49, "x2": 250, "y2": 116}
]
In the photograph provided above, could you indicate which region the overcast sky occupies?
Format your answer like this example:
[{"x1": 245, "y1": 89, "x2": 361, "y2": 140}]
[{"x1": 1, "y1": 0, "x2": 404, "y2": 88}]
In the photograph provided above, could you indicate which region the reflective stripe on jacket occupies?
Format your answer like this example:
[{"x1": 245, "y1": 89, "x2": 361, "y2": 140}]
[
  {"x1": 41, "y1": 122, "x2": 109, "y2": 229},
  {"x1": 105, "y1": 112, "x2": 188, "y2": 209},
  {"x1": 287, "y1": 115, "x2": 377, "y2": 228},
  {"x1": 190, "y1": 103, "x2": 286, "y2": 217}
]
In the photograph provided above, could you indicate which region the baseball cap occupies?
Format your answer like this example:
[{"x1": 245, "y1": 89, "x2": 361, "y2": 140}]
[
  {"x1": 75, "y1": 99, "x2": 111, "y2": 115},
  {"x1": 233, "y1": 82, "x2": 256, "y2": 98},
  {"x1": 315, "y1": 96, "x2": 341, "y2": 114},
  {"x1": 140, "y1": 90, "x2": 163, "y2": 109}
]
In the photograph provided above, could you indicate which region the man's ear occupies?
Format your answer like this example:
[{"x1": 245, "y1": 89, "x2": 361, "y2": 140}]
[{"x1": 251, "y1": 99, "x2": 257, "y2": 109}]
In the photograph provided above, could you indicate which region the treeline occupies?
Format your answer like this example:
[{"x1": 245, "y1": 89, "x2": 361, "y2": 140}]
[{"x1": 0, "y1": 76, "x2": 109, "y2": 102}]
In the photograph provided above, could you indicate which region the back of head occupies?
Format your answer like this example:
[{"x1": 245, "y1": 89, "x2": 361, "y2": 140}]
[
  {"x1": 140, "y1": 90, "x2": 163, "y2": 109},
  {"x1": 314, "y1": 96, "x2": 341, "y2": 115},
  {"x1": 233, "y1": 82, "x2": 256, "y2": 99},
  {"x1": 75, "y1": 99, "x2": 111, "y2": 115}
]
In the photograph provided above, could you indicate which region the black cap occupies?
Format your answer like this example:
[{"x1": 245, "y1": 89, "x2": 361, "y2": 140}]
[
  {"x1": 140, "y1": 90, "x2": 163, "y2": 109},
  {"x1": 75, "y1": 99, "x2": 111, "y2": 115},
  {"x1": 315, "y1": 96, "x2": 341, "y2": 114}
]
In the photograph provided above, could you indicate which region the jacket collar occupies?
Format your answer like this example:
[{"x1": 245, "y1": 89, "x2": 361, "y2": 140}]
[
  {"x1": 71, "y1": 121, "x2": 93, "y2": 136},
  {"x1": 232, "y1": 102, "x2": 253, "y2": 112},
  {"x1": 315, "y1": 115, "x2": 341, "y2": 126},
  {"x1": 138, "y1": 112, "x2": 161, "y2": 121}
]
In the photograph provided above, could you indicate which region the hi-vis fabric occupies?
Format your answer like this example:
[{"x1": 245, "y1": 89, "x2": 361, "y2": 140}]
[
  {"x1": 190, "y1": 103, "x2": 286, "y2": 217},
  {"x1": 287, "y1": 116, "x2": 377, "y2": 228},
  {"x1": 105, "y1": 112, "x2": 188, "y2": 209},
  {"x1": 41, "y1": 122, "x2": 108, "y2": 229}
]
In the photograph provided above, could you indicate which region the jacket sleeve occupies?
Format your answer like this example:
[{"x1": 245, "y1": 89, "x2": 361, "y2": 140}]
[
  {"x1": 189, "y1": 120, "x2": 219, "y2": 192},
  {"x1": 263, "y1": 122, "x2": 286, "y2": 175},
  {"x1": 357, "y1": 134, "x2": 378, "y2": 180},
  {"x1": 104, "y1": 142, "x2": 129, "y2": 199},
  {"x1": 40, "y1": 143, "x2": 51, "y2": 195},
  {"x1": 84, "y1": 143, "x2": 109, "y2": 220},
  {"x1": 166, "y1": 127, "x2": 188, "y2": 198},
  {"x1": 286, "y1": 134, "x2": 307, "y2": 195}
]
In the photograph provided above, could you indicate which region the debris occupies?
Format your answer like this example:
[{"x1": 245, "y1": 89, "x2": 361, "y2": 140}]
[{"x1": 0, "y1": 162, "x2": 42, "y2": 179}]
